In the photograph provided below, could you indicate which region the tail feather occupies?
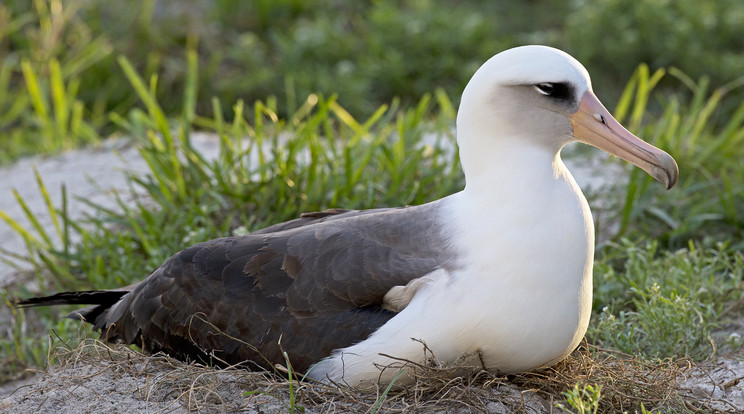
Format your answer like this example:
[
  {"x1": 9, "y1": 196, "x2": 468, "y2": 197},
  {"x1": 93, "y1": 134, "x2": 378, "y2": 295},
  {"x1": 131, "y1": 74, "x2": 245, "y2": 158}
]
[
  {"x1": 15, "y1": 285, "x2": 137, "y2": 326},
  {"x1": 16, "y1": 290, "x2": 128, "y2": 308}
]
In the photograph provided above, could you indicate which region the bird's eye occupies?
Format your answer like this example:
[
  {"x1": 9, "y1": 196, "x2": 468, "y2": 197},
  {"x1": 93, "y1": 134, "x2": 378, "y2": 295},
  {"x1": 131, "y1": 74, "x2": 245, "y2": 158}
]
[
  {"x1": 535, "y1": 83, "x2": 554, "y2": 96},
  {"x1": 534, "y1": 82, "x2": 571, "y2": 100}
]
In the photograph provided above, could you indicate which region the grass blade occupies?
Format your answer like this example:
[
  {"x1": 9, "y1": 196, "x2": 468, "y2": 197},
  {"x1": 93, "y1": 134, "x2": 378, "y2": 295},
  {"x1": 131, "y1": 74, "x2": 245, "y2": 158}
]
[
  {"x1": 21, "y1": 58, "x2": 49, "y2": 121},
  {"x1": 11, "y1": 188, "x2": 52, "y2": 247},
  {"x1": 371, "y1": 369, "x2": 405, "y2": 413},
  {"x1": 34, "y1": 166, "x2": 63, "y2": 242},
  {"x1": 49, "y1": 58, "x2": 68, "y2": 140},
  {"x1": 182, "y1": 49, "x2": 198, "y2": 123}
]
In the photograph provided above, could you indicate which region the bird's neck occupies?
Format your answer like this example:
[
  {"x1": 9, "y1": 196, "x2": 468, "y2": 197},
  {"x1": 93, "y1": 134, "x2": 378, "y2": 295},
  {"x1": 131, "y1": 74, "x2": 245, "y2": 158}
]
[
  {"x1": 444, "y1": 135, "x2": 593, "y2": 260},
  {"x1": 441, "y1": 136, "x2": 594, "y2": 292},
  {"x1": 459, "y1": 137, "x2": 564, "y2": 197}
]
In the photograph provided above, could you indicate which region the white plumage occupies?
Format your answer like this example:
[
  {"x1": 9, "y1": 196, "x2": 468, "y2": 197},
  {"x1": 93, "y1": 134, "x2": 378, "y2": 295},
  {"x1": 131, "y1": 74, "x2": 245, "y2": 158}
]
[{"x1": 308, "y1": 45, "x2": 676, "y2": 386}]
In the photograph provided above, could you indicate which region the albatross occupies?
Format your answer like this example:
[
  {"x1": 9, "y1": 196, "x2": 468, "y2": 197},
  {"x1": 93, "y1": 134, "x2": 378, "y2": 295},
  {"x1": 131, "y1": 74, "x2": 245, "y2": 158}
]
[{"x1": 18, "y1": 45, "x2": 678, "y2": 387}]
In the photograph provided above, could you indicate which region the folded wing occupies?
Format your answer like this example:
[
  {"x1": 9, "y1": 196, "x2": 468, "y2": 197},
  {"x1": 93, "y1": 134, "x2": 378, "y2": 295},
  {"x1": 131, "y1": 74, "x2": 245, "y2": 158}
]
[{"x1": 21, "y1": 205, "x2": 453, "y2": 372}]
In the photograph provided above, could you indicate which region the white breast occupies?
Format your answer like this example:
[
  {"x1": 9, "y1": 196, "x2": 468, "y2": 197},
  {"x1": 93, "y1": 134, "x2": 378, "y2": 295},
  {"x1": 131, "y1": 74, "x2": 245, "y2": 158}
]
[{"x1": 439, "y1": 154, "x2": 594, "y2": 372}]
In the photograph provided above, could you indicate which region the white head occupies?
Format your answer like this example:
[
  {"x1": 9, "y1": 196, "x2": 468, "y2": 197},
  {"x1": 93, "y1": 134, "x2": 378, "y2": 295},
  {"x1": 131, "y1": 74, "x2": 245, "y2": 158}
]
[{"x1": 456, "y1": 45, "x2": 677, "y2": 190}]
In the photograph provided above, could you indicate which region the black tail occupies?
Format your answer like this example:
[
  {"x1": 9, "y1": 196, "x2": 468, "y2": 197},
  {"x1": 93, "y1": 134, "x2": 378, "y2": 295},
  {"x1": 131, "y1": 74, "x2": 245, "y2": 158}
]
[
  {"x1": 16, "y1": 289, "x2": 131, "y2": 325},
  {"x1": 16, "y1": 290, "x2": 128, "y2": 308}
]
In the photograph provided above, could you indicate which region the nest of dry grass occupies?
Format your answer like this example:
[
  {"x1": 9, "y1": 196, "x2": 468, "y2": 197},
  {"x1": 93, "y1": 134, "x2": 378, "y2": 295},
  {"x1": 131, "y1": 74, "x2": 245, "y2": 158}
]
[{"x1": 4, "y1": 334, "x2": 721, "y2": 414}]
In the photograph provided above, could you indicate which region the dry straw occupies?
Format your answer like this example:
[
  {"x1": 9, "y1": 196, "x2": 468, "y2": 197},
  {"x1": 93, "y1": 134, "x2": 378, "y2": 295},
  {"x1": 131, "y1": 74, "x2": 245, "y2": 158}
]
[{"x1": 8, "y1": 333, "x2": 720, "y2": 413}]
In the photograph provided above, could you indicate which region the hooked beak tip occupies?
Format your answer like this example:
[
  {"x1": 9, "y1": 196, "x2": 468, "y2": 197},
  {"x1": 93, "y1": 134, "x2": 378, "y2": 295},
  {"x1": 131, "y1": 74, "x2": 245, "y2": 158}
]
[{"x1": 653, "y1": 152, "x2": 679, "y2": 190}]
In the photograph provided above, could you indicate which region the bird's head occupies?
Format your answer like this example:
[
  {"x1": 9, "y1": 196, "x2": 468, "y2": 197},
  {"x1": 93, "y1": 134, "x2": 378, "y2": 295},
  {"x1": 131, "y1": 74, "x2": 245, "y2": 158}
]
[{"x1": 457, "y1": 45, "x2": 678, "y2": 189}]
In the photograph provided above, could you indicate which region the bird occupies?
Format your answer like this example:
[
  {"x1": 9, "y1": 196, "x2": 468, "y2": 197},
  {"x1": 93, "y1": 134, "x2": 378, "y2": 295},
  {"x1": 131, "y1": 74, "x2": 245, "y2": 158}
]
[{"x1": 17, "y1": 45, "x2": 678, "y2": 387}]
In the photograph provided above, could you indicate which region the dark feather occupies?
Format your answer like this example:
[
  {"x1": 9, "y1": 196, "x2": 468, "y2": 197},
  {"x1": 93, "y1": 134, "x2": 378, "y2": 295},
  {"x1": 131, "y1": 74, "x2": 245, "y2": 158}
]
[{"x1": 16, "y1": 206, "x2": 454, "y2": 373}]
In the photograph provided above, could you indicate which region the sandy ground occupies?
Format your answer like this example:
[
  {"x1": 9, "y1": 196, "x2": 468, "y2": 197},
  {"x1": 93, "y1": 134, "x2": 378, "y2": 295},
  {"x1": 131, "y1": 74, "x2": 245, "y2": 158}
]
[
  {"x1": 2, "y1": 342, "x2": 744, "y2": 413},
  {"x1": 2, "y1": 135, "x2": 744, "y2": 412},
  {"x1": 0, "y1": 348, "x2": 552, "y2": 413}
]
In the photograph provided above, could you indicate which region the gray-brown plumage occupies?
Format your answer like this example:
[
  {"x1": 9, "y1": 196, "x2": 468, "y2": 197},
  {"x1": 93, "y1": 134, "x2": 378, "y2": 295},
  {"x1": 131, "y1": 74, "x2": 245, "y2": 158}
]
[{"x1": 18, "y1": 205, "x2": 455, "y2": 373}]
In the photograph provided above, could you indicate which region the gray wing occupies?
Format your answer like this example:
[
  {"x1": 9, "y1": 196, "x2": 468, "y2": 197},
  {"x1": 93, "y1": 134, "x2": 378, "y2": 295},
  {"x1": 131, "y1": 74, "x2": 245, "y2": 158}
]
[{"x1": 100, "y1": 205, "x2": 453, "y2": 372}]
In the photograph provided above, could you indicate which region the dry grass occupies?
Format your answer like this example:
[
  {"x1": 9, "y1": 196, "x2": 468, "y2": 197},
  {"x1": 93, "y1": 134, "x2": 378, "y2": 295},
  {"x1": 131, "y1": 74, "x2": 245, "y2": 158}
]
[
  {"x1": 510, "y1": 343, "x2": 698, "y2": 413},
  {"x1": 3, "y1": 334, "x2": 718, "y2": 414}
]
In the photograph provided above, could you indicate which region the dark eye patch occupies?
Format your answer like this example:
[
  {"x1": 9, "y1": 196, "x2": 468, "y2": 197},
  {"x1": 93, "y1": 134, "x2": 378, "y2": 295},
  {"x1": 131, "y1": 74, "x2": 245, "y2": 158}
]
[{"x1": 534, "y1": 82, "x2": 573, "y2": 101}]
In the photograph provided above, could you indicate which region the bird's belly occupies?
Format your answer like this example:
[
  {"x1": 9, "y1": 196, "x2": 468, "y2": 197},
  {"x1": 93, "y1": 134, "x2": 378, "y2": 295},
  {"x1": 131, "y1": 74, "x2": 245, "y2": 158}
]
[
  {"x1": 420, "y1": 269, "x2": 589, "y2": 374},
  {"x1": 425, "y1": 221, "x2": 593, "y2": 372},
  {"x1": 448, "y1": 252, "x2": 592, "y2": 373},
  {"x1": 436, "y1": 182, "x2": 594, "y2": 372},
  {"x1": 478, "y1": 286, "x2": 589, "y2": 373}
]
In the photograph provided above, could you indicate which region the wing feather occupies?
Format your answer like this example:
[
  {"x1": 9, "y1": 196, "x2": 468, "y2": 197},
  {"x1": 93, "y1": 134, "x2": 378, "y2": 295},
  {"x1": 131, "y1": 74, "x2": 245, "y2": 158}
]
[{"x1": 76, "y1": 205, "x2": 455, "y2": 371}]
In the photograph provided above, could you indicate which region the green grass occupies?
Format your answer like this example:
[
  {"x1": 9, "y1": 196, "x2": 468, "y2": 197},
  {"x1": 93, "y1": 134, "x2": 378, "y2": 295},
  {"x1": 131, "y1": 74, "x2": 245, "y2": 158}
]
[
  {"x1": 581, "y1": 64, "x2": 744, "y2": 361},
  {"x1": 3, "y1": 0, "x2": 743, "y2": 164},
  {"x1": 590, "y1": 239, "x2": 743, "y2": 358},
  {"x1": 0, "y1": 0, "x2": 111, "y2": 163},
  {"x1": 557, "y1": 383, "x2": 601, "y2": 414},
  {"x1": 4, "y1": 52, "x2": 461, "y2": 289},
  {"x1": 612, "y1": 66, "x2": 744, "y2": 247}
]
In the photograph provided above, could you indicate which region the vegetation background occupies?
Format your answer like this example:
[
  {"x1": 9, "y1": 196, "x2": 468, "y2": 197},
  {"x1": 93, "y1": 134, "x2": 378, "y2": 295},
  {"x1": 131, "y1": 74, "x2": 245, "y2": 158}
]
[
  {"x1": 3, "y1": 0, "x2": 743, "y2": 162},
  {"x1": 1, "y1": 0, "x2": 744, "y2": 411}
]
